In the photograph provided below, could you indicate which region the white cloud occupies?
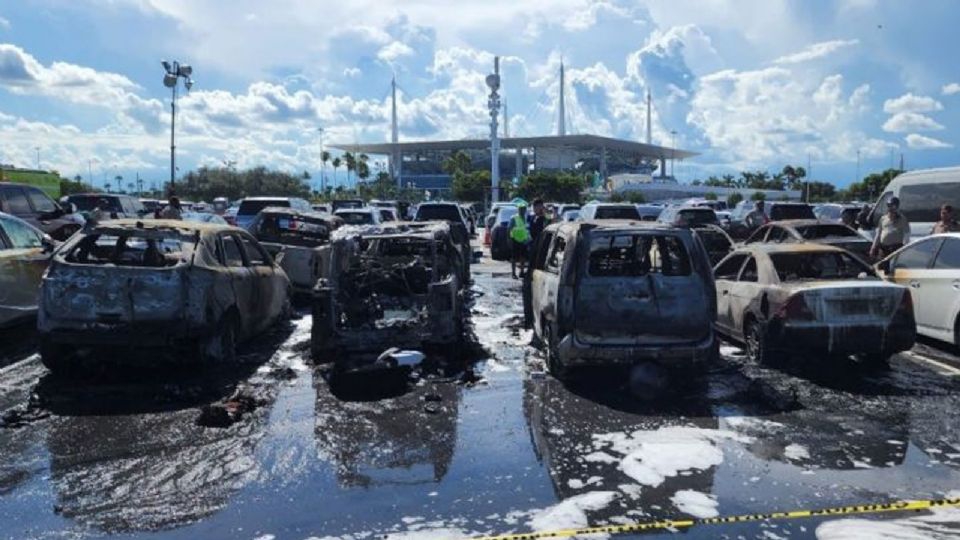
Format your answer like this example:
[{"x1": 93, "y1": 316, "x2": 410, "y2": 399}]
[
  {"x1": 377, "y1": 41, "x2": 414, "y2": 63},
  {"x1": 905, "y1": 133, "x2": 952, "y2": 149},
  {"x1": 343, "y1": 67, "x2": 361, "y2": 78},
  {"x1": 882, "y1": 92, "x2": 944, "y2": 114},
  {"x1": 773, "y1": 39, "x2": 859, "y2": 64},
  {"x1": 882, "y1": 112, "x2": 944, "y2": 133},
  {"x1": 0, "y1": 16, "x2": 10, "y2": 30},
  {"x1": 943, "y1": 82, "x2": 960, "y2": 96}
]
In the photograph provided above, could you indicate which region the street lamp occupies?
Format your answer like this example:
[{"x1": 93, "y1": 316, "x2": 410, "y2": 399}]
[
  {"x1": 486, "y1": 56, "x2": 502, "y2": 204},
  {"x1": 317, "y1": 127, "x2": 325, "y2": 194},
  {"x1": 162, "y1": 60, "x2": 195, "y2": 195}
]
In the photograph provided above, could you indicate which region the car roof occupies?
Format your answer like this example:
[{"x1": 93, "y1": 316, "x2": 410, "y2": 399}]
[
  {"x1": 547, "y1": 219, "x2": 687, "y2": 234},
  {"x1": 733, "y1": 243, "x2": 847, "y2": 255},
  {"x1": 242, "y1": 196, "x2": 300, "y2": 201},
  {"x1": 766, "y1": 219, "x2": 829, "y2": 227},
  {"x1": 259, "y1": 206, "x2": 334, "y2": 218},
  {"x1": 68, "y1": 193, "x2": 126, "y2": 198}
]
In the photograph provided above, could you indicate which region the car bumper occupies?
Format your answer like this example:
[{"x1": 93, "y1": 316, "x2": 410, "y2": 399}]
[
  {"x1": 557, "y1": 331, "x2": 716, "y2": 368},
  {"x1": 767, "y1": 319, "x2": 916, "y2": 355},
  {"x1": 40, "y1": 319, "x2": 213, "y2": 347}
]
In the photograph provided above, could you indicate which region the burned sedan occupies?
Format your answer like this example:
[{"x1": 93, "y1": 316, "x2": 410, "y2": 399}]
[
  {"x1": 713, "y1": 244, "x2": 914, "y2": 367},
  {"x1": 38, "y1": 220, "x2": 291, "y2": 372},
  {"x1": 311, "y1": 222, "x2": 466, "y2": 364},
  {"x1": 247, "y1": 207, "x2": 342, "y2": 295},
  {"x1": 743, "y1": 220, "x2": 872, "y2": 263},
  {"x1": 524, "y1": 221, "x2": 718, "y2": 380}
]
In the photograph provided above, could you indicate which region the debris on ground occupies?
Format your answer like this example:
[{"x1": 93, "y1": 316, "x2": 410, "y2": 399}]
[
  {"x1": 195, "y1": 385, "x2": 268, "y2": 428},
  {"x1": 378, "y1": 347, "x2": 426, "y2": 368}
]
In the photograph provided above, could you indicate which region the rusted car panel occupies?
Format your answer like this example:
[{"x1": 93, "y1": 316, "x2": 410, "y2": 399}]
[
  {"x1": 714, "y1": 244, "x2": 915, "y2": 365},
  {"x1": 311, "y1": 222, "x2": 465, "y2": 364},
  {"x1": 525, "y1": 220, "x2": 717, "y2": 379},
  {"x1": 743, "y1": 220, "x2": 872, "y2": 263},
  {"x1": 0, "y1": 213, "x2": 55, "y2": 327},
  {"x1": 37, "y1": 219, "x2": 291, "y2": 371},
  {"x1": 248, "y1": 207, "x2": 342, "y2": 295}
]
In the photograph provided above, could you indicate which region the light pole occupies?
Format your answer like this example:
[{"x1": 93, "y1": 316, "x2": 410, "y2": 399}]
[
  {"x1": 162, "y1": 60, "x2": 194, "y2": 195},
  {"x1": 317, "y1": 127, "x2": 325, "y2": 194},
  {"x1": 486, "y1": 56, "x2": 502, "y2": 205}
]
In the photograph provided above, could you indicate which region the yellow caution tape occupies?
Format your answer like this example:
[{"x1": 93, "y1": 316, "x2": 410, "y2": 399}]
[{"x1": 465, "y1": 497, "x2": 960, "y2": 540}]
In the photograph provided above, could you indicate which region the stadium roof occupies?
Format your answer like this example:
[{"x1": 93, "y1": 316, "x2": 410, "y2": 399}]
[{"x1": 330, "y1": 134, "x2": 698, "y2": 160}]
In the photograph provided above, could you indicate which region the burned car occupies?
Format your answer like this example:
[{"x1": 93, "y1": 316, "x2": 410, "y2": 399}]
[
  {"x1": 713, "y1": 244, "x2": 915, "y2": 367},
  {"x1": 247, "y1": 207, "x2": 343, "y2": 295},
  {"x1": 38, "y1": 219, "x2": 291, "y2": 372},
  {"x1": 311, "y1": 222, "x2": 467, "y2": 363},
  {"x1": 524, "y1": 221, "x2": 718, "y2": 380},
  {"x1": 0, "y1": 212, "x2": 57, "y2": 327},
  {"x1": 743, "y1": 220, "x2": 873, "y2": 263}
]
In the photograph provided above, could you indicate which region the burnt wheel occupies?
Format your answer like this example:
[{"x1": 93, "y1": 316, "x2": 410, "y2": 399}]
[
  {"x1": 545, "y1": 323, "x2": 569, "y2": 381},
  {"x1": 40, "y1": 342, "x2": 74, "y2": 374},
  {"x1": 744, "y1": 320, "x2": 775, "y2": 366},
  {"x1": 858, "y1": 353, "x2": 891, "y2": 370},
  {"x1": 202, "y1": 314, "x2": 238, "y2": 365}
]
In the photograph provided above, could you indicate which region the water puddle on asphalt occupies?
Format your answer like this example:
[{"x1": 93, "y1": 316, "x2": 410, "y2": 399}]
[{"x1": 2, "y1": 272, "x2": 960, "y2": 539}]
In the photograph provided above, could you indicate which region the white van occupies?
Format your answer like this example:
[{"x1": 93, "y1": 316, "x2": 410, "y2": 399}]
[{"x1": 863, "y1": 166, "x2": 960, "y2": 239}]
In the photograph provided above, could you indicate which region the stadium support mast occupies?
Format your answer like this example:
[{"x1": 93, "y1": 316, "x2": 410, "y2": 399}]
[{"x1": 558, "y1": 61, "x2": 566, "y2": 137}]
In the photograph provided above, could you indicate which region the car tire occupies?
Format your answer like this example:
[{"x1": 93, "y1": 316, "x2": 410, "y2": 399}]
[
  {"x1": 744, "y1": 319, "x2": 775, "y2": 366},
  {"x1": 545, "y1": 323, "x2": 569, "y2": 382},
  {"x1": 40, "y1": 342, "x2": 73, "y2": 374},
  {"x1": 202, "y1": 314, "x2": 238, "y2": 365},
  {"x1": 858, "y1": 353, "x2": 891, "y2": 369}
]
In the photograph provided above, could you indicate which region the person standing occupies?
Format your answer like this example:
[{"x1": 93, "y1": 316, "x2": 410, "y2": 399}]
[
  {"x1": 529, "y1": 199, "x2": 547, "y2": 248},
  {"x1": 930, "y1": 204, "x2": 960, "y2": 234},
  {"x1": 744, "y1": 200, "x2": 769, "y2": 230},
  {"x1": 870, "y1": 197, "x2": 910, "y2": 260},
  {"x1": 159, "y1": 196, "x2": 183, "y2": 220},
  {"x1": 510, "y1": 202, "x2": 531, "y2": 279}
]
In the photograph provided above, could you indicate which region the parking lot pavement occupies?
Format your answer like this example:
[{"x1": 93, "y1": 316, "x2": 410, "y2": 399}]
[{"x1": 1, "y1": 250, "x2": 960, "y2": 539}]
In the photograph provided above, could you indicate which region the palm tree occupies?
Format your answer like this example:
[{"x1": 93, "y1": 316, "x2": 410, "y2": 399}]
[
  {"x1": 343, "y1": 152, "x2": 356, "y2": 186},
  {"x1": 321, "y1": 150, "x2": 331, "y2": 191},
  {"x1": 331, "y1": 157, "x2": 342, "y2": 190}
]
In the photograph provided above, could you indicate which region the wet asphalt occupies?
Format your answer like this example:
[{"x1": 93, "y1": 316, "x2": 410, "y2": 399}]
[{"x1": 1, "y1": 247, "x2": 960, "y2": 539}]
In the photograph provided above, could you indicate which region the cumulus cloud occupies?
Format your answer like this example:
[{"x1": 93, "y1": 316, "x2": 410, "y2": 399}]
[
  {"x1": 883, "y1": 93, "x2": 943, "y2": 114},
  {"x1": 377, "y1": 41, "x2": 415, "y2": 63},
  {"x1": 0, "y1": 16, "x2": 10, "y2": 30},
  {"x1": 943, "y1": 82, "x2": 960, "y2": 96},
  {"x1": 772, "y1": 39, "x2": 859, "y2": 64},
  {"x1": 905, "y1": 133, "x2": 952, "y2": 149},
  {"x1": 882, "y1": 112, "x2": 944, "y2": 133}
]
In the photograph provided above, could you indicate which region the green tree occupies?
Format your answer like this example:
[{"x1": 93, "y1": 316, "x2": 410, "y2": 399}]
[
  {"x1": 805, "y1": 181, "x2": 836, "y2": 202},
  {"x1": 751, "y1": 191, "x2": 767, "y2": 201},
  {"x1": 704, "y1": 192, "x2": 718, "y2": 201},
  {"x1": 331, "y1": 157, "x2": 342, "y2": 189},
  {"x1": 321, "y1": 150, "x2": 331, "y2": 190},
  {"x1": 451, "y1": 170, "x2": 490, "y2": 201},
  {"x1": 727, "y1": 192, "x2": 744, "y2": 208},
  {"x1": 626, "y1": 191, "x2": 646, "y2": 204},
  {"x1": 514, "y1": 171, "x2": 587, "y2": 203},
  {"x1": 343, "y1": 152, "x2": 356, "y2": 185},
  {"x1": 442, "y1": 150, "x2": 473, "y2": 175}
]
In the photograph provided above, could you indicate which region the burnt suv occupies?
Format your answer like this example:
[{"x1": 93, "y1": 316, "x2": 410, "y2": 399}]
[
  {"x1": 524, "y1": 220, "x2": 718, "y2": 380},
  {"x1": 0, "y1": 182, "x2": 82, "y2": 240}
]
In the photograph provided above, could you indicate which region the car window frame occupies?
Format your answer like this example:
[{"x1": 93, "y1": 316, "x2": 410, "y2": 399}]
[
  {"x1": 239, "y1": 233, "x2": 273, "y2": 267},
  {"x1": 714, "y1": 253, "x2": 748, "y2": 281},
  {"x1": 892, "y1": 237, "x2": 943, "y2": 271},
  {"x1": 219, "y1": 232, "x2": 250, "y2": 268},
  {"x1": 933, "y1": 237, "x2": 960, "y2": 270},
  {"x1": 738, "y1": 256, "x2": 760, "y2": 283},
  {"x1": 544, "y1": 233, "x2": 566, "y2": 274}
]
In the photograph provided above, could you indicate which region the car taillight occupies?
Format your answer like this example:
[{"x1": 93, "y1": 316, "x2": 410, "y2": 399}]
[{"x1": 776, "y1": 294, "x2": 815, "y2": 321}]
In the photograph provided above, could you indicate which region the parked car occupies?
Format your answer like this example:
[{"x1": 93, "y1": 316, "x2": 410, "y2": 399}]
[
  {"x1": 236, "y1": 197, "x2": 312, "y2": 229},
  {"x1": 862, "y1": 166, "x2": 960, "y2": 239},
  {"x1": 311, "y1": 222, "x2": 466, "y2": 363},
  {"x1": 713, "y1": 244, "x2": 915, "y2": 366},
  {"x1": 692, "y1": 224, "x2": 735, "y2": 266},
  {"x1": 556, "y1": 204, "x2": 580, "y2": 221},
  {"x1": 311, "y1": 204, "x2": 331, "y2": 213},
  {"x1": 0, "y1": 182, "x2": 83, "y2": 241},
  {"x1": 248, "y1": 207, "x2": 342, "y2": 295},
  {"x1": 743, "y1": 220, "x2": 873, "y2": 263},
  {"x1": 489, "y1": 205, "x2": 519, "y2": 261},
  {"x1": 524, "y1": 221, "x2": 718, "y2": 380},
  {"x1": 726, "y1": 201, "x2": 816, "y2": 240},
  {"x1": 460, "y1": 204, "x2": 477, "y2": 235},
  {"x1": 37, "y1": 219, "x2": 291, "y2": 372},
  {"x1": 560, "y1": 209, "x2": 580, "y2": 222},
  {"x1": 578, "y1": 203, "x2": 642, "y2": 221},
  {"x1": 377, "y1": 207, "x2": 399, "y2": 222},
  {"x1": 140, "y1": 199, "x2": 162, "y2": 215},
  {"x1": 658, "y1": 205, "x2": 720, "y2": 227},
  {"x1": 67, "y1": 193, "x2": 147, "y2": 222},
  {"x1": 875, "y1": 233, "x2": 960, "y2": 345},
  {"x1": 331, "y1": 199, "x2": 365, "y2": 212},
  {"x1": 413, "y1": 202, "x2": 472, "y2": 281},
  {"x1": 0, "y1": 213, "x2": 56, "y2": 327},
  {"x1": 182, "y1": 212, "x2": 228, "y2": 225},
  {"x1": 814, "y1": 203, "x2": 861, "y2": 226},
  {"x1": 636, "y1": 204, "x2": 664, "y2": 221},
  {"x1": 335, "y1": 207, "x2": 382, "y2": 225}
]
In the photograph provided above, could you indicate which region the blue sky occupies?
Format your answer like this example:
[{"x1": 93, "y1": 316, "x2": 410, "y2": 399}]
[{"x1": 0, "y1": 0, "x2": 958, "y2": 191}]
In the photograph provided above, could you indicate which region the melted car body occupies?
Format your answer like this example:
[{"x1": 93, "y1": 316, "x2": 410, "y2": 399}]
[
  {"x1": 311, "y1": 222, "x2": 466, "y2": 365},
  {"x1": 38, "y1": 219, "x2": 290, "y2": 371},
  {"x1": 247, "y1": 207, "x2": 343, "y2": 295}
]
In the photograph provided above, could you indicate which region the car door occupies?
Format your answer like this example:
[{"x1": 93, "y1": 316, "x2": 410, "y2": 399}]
[
  {"x1": 0, "y1": 216, "x2": 49, "y2": 321},
  {"x1": 239, "y1": 233, "x2": 285, "y2": 328},
  {"x1": 219, "y1": 232, "x2": 260, "y2": 336},
  {"x1": 743, "y1": 225, "x2": 770, "y2": 244},
  {"x1": 729, "y1": 256, "x2": 762, "y2": 340},
  {"x1": 924, "y1": 238, "x2": 960, "y2": 341},
  {"x1": 531, "y1": 232, "x2": 561, "y2": 335},
  {"x1": 886, "y1": 237, "x2": 943, "y2": 334},
  {"x1": 713, "y1": 254, "x2": 748, "y2": 334}
]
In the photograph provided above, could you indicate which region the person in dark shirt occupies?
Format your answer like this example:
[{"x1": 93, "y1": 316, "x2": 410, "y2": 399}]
[{"x1": 528, "y1": 199, "x2": 547, "y2": 247}]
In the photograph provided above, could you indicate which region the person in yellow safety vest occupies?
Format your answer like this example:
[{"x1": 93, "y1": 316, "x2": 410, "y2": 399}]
[{"x1": 510, "y1": 202, "x2": 531, "y2": 279}]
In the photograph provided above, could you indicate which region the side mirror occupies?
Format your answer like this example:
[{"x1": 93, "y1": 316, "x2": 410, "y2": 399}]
[{"x1": 41, "y1": 236, "x2": 56, "y2": 254}]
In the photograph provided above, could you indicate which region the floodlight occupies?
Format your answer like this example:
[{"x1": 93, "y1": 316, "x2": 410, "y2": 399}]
[
  {"x1": 179, "y1": 64, "x2": 192, "y2": 77},
  {"x1": 162, "y1": 60, "x2": 172, "y2": 73},
  {"x1": 485, "y1": 74, "x2": 500, "y2": 91},
  {"x1": 163, "y1": 73, "x2": 178, "y2": 87}
]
